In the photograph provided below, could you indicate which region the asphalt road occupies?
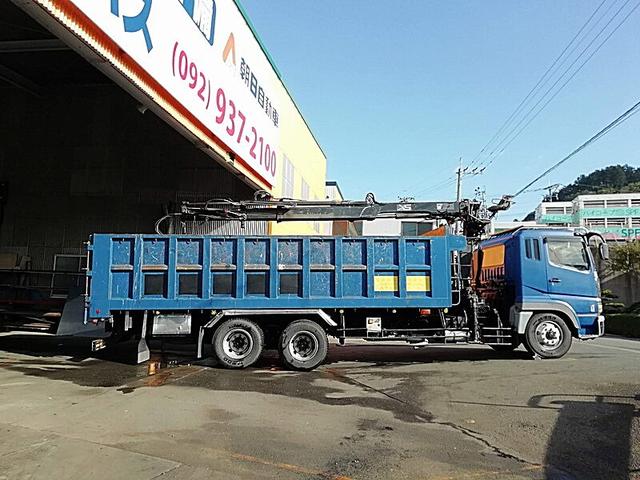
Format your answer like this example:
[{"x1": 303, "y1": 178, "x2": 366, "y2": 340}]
[{"x1": 0, "y1": 334, "x2": 638, "y2": 480}]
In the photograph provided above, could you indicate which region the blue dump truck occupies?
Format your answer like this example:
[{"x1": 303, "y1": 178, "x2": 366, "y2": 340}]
[{"x1": 85, "y1": 196, "x2": 608, "y2": 370}]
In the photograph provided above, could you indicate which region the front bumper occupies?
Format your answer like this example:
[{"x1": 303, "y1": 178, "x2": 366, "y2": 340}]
[{"x1": 579, "y1": 315, "x2": 605, "y2": 339}]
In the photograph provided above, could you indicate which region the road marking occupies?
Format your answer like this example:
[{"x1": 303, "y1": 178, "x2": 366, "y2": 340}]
[
  {"x1": 583, "y1": 343, "x2": 640, "y2": 354},
  {"x1": 0, "y1": 382, "x2": 34, "y2": 387}
]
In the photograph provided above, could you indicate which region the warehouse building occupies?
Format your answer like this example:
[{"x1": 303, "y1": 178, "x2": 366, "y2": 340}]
[
  {"x1": 0, "y1": 0, "x2": 326, "y2": 318},
  {"x1": 536, "y1": 193, "x2": 640, "y2": 241}
]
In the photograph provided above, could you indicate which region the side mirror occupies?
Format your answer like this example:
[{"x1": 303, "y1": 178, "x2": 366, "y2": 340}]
[{"x1": 599, "y1": 242, "x2": 609, "y2": 261}]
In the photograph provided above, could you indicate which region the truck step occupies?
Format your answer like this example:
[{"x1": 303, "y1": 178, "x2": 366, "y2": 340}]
[{"x1": 481, "y1": 327, "x2": 515, "y2": 345}]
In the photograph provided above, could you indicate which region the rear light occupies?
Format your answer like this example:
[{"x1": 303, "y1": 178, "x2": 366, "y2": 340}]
[{"x1": 419, "y1": 309, "x2": 431, "y2": 316}]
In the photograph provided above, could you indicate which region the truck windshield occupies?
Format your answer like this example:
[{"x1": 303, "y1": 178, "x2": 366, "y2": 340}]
[{"x1": 546, "y1": 239, "x2": 590, "y2": 271}]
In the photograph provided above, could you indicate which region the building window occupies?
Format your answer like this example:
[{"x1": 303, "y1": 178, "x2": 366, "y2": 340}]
[
  {"x1": 565, "y1": 206, "x2": 573, "y2": 214},
  {"x1": 585, "y1": 218, "x2": 605, "y2": 228},
  {"x1": 631, "y1": 199, "x2": 640, "y2": 206},
  {"x1": 631, "y1": 218, "x2": 640, "y2": 227},
  {"x1": 301, "y1": 179, "x2": 310, "y2": 200},
  {"x1": 401, "y1": 222, "x2": 434, "y2": 236},
  {"x1": 583, "y1": 200, "x2": 605, "y2": 208},
  {"x1": 606, "y1": 218, "x2": 627, "y2": 227},
  {"x1": 606, "y1": 199, "x2": 629, "y2": 208},
  {"x1": 546, "y1": 207, "x2": 565, "y2": 214},
  {"x1": 282, "y1": 155, "x2": 295, "y2": 198}
]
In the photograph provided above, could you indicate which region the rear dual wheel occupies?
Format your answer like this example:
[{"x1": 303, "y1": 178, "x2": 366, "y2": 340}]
[
  {"x1": 212, "y1": 318, "x2": 328, "y2": 370},
  {"x1": 279, "y1": 319, "x2": 328, "y2": 371},
  {"x1": 213, "y1": 318, "x2": 264, "y2": 369}
]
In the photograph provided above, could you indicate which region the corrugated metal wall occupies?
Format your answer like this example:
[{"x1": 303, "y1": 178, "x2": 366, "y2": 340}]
[{"x1": 0, "y1": 85, "x2": 256, "y2": 271}]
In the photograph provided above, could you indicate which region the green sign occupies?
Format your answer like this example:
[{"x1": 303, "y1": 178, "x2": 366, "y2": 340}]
[
  {"x1": 589, "y1": 227, "x2": 640, "y2": 239},
  {"x1": 579, "y1": 207, "x2": 640, "y2": 218},
  {"x1": 540, "y1": 214, "x2": 573, "y2": 223}
]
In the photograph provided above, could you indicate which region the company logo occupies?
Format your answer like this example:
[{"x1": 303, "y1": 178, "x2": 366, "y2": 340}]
[
  {"x1": 621, "y1": 228, "x2": 640, "y2": 238},
  {"x1": 222, "y1": 33, "x2": 236, "y2": 65},
  {"x1": 180, "y1": 0, "x2": 217, "y2": 45},
  {"x1": 110, "y1": 0, "x2": 154, "y2": 52},
  {"x1": 108, "y1": 1, "x2": 217, "y2": 52}
]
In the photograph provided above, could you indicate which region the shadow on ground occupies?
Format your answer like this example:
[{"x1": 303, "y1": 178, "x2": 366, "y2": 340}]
[{"x1": 533, "y1": 394, "x2": 639, "y2": 480}]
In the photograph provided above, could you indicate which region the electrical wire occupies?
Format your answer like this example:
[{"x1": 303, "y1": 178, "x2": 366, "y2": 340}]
[
  {"x1": 401, "y1": 0, "x2": 638, "y2": 196},
  {"x1": 412, "y1": 176, "x2": 458, "y2": 197},
  {"x1": 481, "y1": 0, "x2": 640, "y2": 169},
  {"x1": 466, "y1": 0, "x2": 609, "y2": 169},
  {"x1": 513, "y1": 99, "x2": 640, "y2": 197}
]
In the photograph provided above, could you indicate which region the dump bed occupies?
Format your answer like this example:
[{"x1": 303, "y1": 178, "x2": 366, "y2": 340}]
[{"x1": 87, "y1": 234, "x2": 466, "y2": 319}]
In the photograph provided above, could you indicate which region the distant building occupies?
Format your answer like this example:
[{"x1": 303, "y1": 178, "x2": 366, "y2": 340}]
[
  {"x1": 489, "y1": 220, "x2": 540, "y2": 234},
  {"x1": 324, "y1": 181, "x2": 344, "y2": 202},
  {"x1": 535, "y1": 201, "x2": 574, "y2": 227},
  {"x1": 536, "y1": 193, "x2": 640, "y2": 241},
  {"x1": 324, "y1": 181, "x2": 358, "y2": 236}
]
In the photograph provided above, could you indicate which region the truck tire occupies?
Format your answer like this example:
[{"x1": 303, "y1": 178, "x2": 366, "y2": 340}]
[
  {"x1": 523, "y1": 313, "x2": 572, "y2": 359},
  {"x1": 279, "y1": 319, "x2": 328, "y2": 371},
  {"x1": 213, "y1": 318, "x2": 264, "y2": 369},
  {"x1": 490, "y1": 343, "x2": 519, "y2": 353}
]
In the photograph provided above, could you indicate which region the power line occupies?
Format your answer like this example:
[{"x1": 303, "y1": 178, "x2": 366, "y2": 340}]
[
  {"x1": 404, "y1": 0, "x2": 639, "y2": 196},
  {"x1": 513, "y1": 99, "x2": 640, "y2": 197},
  {"x1": 413, "y1": 176, "x2": 458, "y2": 197},
  {"x1": 480, "y1": 0, "x2": 640, "y2": 168},
  {"x1": 467, "y1": 0, "x2": 609, "y2": 169}
]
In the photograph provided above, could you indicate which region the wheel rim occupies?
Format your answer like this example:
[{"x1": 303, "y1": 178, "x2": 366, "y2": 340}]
[
  {"x1": 535, "y1": 319, "x2": 563, "y2": 351},
  {"x1": 288, "y1": 331, "x2": 319, "y2": 362},
  {"x1": 222, "y1": 328, "x2": 254, "y2": 360}
]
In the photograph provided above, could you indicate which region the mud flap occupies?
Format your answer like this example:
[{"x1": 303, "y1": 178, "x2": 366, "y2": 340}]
[
  {"x1": 136, "y1": 311, "x2": 150, "y2": 364},
  {"x1": 56, "y1": 287, "x2": 108, "y2": 337}
]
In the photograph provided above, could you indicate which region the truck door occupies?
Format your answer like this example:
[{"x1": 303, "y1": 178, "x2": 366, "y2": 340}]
[{"x1": 543, "y1": 237, "x2": 597, "y2": 298}]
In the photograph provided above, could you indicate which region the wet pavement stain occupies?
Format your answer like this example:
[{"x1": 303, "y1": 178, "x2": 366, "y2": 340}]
[
  {"x1": 0, "y1": 341, "x2": 524, "y2": 425},
  {"x1": 1, "y1": 336, "x2": 638, "y2": 479},
  {"x1": 116, "y1": 356, "x2": 205, "y2": 394}
]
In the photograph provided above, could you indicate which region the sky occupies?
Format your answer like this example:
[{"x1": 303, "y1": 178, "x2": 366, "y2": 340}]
[{"x1": 240, "y1": 0, "x2": 640, "y2": 219}]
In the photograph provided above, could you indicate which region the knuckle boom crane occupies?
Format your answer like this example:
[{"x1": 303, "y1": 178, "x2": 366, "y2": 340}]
[{"x1": 155, "y1": 191, "x2": 512, "y2": 238}]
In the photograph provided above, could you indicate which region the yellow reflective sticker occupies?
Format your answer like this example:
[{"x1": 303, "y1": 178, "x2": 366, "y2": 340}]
[
  {"x1": 374, "y1": 275, "x2": 398, "y2": 292},
  {"x1": 407, "y1": 275, "x2": 431, "y2": 292}
]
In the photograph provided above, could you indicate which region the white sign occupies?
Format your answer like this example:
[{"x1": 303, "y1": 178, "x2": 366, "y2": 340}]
[{"x1": 67, "y1": 0, "x2": 281, "y2": 185}]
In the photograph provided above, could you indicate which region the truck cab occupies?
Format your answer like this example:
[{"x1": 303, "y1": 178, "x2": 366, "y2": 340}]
[{"x1": 475, "y1": 227, "x2": 606, "y2": 358}]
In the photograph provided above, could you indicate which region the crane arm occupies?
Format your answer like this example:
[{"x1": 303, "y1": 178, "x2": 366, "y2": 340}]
[{"x1": 157, "y1": 192, "x2": 512, "y2": 237}]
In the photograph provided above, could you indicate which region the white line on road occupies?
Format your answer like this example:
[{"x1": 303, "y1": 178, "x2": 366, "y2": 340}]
[{"x1": 583, "y1": 342, "x2": 640, "y2": 354}]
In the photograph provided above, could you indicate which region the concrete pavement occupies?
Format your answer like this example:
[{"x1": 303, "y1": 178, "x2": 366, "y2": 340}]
[{"x1": 0, "y1": 334, "x2": 638, "y2": 480}]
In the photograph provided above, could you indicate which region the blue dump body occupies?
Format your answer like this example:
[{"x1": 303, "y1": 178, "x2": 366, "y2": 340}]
[{"x1": 87, "y1": 234, "x2": 467, "y2": 318}]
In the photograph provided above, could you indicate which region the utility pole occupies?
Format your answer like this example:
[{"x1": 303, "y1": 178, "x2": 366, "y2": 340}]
[
  {"x1": 454, "y1": 158, "x2": 484, "y2": 233},
  {"x1": 455, "y1": 157, "x2": 463, "y2": 203}
]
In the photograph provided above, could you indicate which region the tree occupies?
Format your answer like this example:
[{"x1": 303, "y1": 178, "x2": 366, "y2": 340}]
[
  {"x1": 608, "y1": 241, "x2": 640, "y2": 275},
  {"x1": 521, "y1": 164, "x2": 640, "y2": 220},
  {"x1": 544, "y1": 164, "x2": 640, "y2": 202}
]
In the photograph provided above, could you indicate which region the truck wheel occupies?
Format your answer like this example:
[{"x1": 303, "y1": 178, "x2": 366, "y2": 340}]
[
  {"x1": 279, "y1": 320, "x2": 328, "y2": 371},
  {"x1": 213, "y1": 318, "x2": 264, "y2": 369},
  {"x1": 524, "y1": 313, "x2": 572, "y2": 359}
]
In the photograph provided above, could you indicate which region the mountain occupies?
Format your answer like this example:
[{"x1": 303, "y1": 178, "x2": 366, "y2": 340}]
[
  {"x1": 518, "y1": 164, "x2": 640, "y2": 222},
  {"x1": 547, "y1": 164, "x2": 640, "y2": 201}
]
